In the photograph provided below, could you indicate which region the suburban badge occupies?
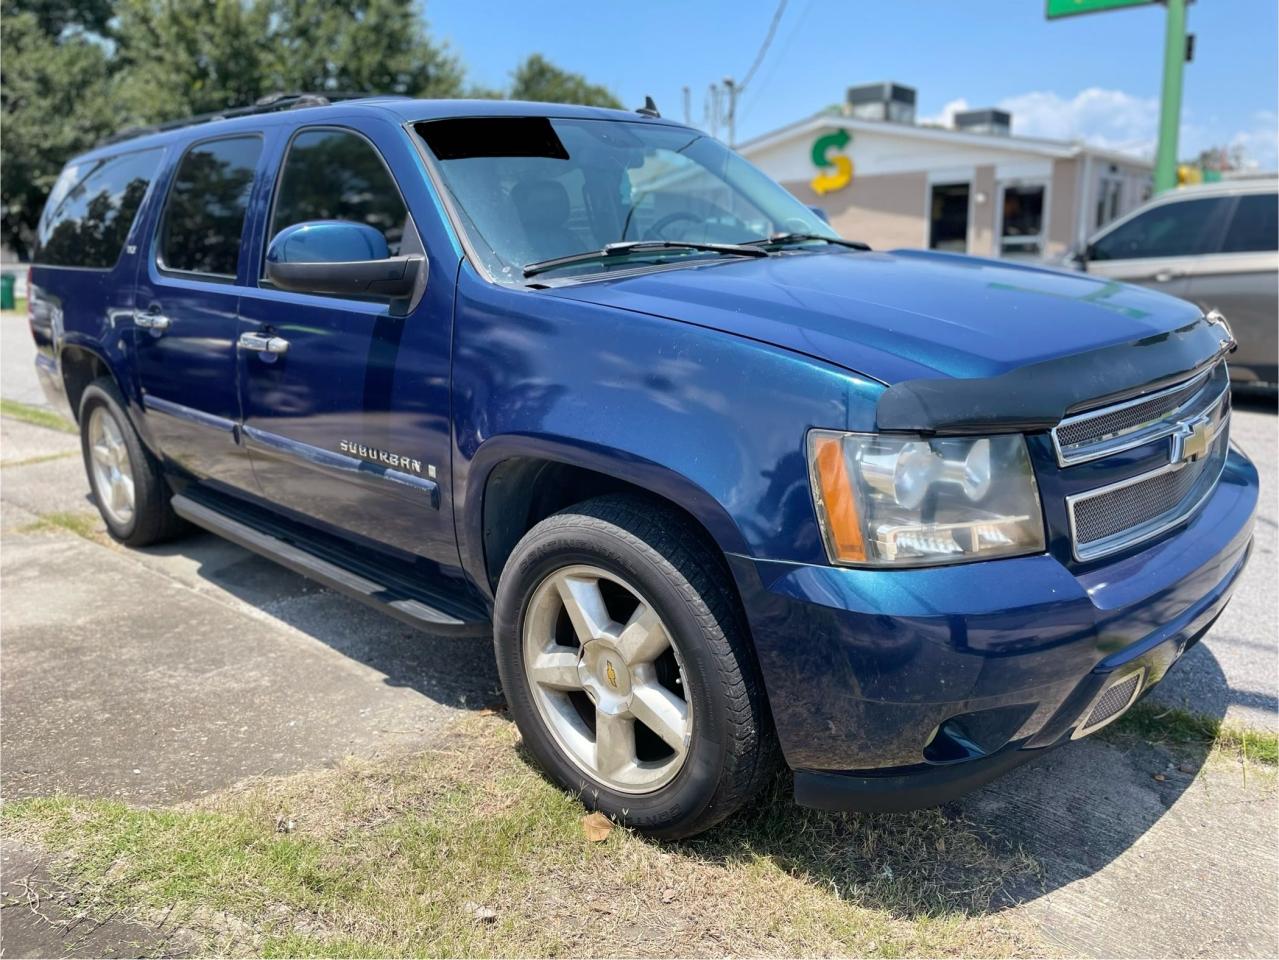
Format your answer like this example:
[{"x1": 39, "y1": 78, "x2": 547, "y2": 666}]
[{"x1": 338, "y1": 440, "x2": 434, "y2": 477}]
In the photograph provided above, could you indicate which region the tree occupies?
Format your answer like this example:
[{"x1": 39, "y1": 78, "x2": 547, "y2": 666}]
[
  {"x1": 110, "y1": 0, "x2": 465, "y2": 124},
  {"x1": 509, "y1": 54, "x2": 622, "y2": 108},
  {"x1": 0, "y1": 0, "x2": 114, "y2": 38},
  {"x1": 1, "y1": 11, "x2": 115, "y2": 257}
]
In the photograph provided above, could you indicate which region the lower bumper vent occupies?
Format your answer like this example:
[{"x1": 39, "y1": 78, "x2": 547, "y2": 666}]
[{"x1": 1072, "y1": 670, "x2": 1144, "y2": 739}]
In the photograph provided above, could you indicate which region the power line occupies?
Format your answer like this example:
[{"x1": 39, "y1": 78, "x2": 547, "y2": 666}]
[{"x1": 739, "y1": 0, "x2": 790, "y2": 94}]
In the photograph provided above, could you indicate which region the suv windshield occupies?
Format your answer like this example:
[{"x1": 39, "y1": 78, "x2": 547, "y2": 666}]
[{"x1": 414, "y1": 116, "x2": 839, "y2": 284}]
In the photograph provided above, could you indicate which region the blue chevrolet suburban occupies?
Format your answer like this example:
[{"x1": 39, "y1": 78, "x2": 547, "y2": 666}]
[{"x1": 28, "y1": 94, "x2": 1258, "y2": 838}]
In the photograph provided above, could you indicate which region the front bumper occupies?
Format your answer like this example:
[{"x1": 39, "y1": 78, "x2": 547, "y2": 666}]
[{"x1": 729, "y1": 446, "x2": 1258, "y2": 810}]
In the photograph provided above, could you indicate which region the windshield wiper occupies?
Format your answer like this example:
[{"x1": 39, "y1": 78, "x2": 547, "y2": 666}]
[
  {"x1": 523, "y1": 240, "x2": 768, "y2": 279},
  {"x1": 746, "y1": 233, "x2": 871, "y2": 251}
]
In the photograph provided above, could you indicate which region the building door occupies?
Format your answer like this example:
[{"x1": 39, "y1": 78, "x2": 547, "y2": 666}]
[{"x1": 929, "y1": 182, "x2": 969, "y2": 252}]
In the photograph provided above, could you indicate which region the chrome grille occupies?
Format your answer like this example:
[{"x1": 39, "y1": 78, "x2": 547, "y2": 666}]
[
  {"x1": 1052, "y1": 364, "x2": 1220, "y2": 466},
  {"x1": 1063, "y1": 368, "x2": 1231, "y2": 562}
]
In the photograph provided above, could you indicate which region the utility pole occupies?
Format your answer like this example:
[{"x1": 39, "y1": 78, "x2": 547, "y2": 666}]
[
  {"x1": 1153, "y1": 0, "x2": 1188, "y2": 193},
  {"x1": 707, "y1": 83, "x2": 720, "y2": 139},
  {"x1": 722, "y1": 76, "x2": 738, "y2": 147},
  {"x1": 683, "y1": 86, "x2": 691, "y2": 126}
]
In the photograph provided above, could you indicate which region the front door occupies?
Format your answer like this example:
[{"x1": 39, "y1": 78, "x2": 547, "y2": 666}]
[
  {"x1": 133, "y1": 134, "x2": 265, "y2": 492},
  {"x1": 236, "y1": 121, "x2": 459, "y2": 570}
]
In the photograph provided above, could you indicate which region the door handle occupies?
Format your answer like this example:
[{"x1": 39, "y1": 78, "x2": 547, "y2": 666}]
[
  {"x1": 135, "y1": 311, "x2": 171, "y2": 331},
  {"x1": 1153, "y1": 269, "x2": 1185, "y2": 283},
  {"x1": 238, "y1": 331, "x2": 289, "y2": 355}
]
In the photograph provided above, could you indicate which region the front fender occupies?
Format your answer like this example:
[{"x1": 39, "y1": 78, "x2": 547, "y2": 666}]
[{"x1": 450, "y1": 264, "x2": 882, "y2": 589}]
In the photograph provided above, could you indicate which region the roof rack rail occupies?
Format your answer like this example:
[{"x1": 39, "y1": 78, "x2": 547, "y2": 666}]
[{"x1": 96, "y1": 91, "x2": 409, "y2": 147}]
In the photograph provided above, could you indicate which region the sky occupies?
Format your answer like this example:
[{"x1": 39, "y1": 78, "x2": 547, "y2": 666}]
[{"x1": 427, "y1": 0, "x2": 1279, "y2": 170}]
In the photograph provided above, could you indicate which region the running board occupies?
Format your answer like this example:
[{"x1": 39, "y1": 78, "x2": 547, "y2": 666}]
[{"x1": 171, "y1": 494, "x2": 490, "y2": 636}]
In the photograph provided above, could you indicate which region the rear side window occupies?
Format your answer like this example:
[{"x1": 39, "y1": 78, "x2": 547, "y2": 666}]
[
  {"x1": 1090, "y1": 196, "x2": 1232, "y2": 261},
  {"x1": 35, "y1": 148, "x2": 163, "y2": 268},
  {"x1": 160, "y1": 136, "x2": 263, "y2": 278},
  {"x1": 268, "y1": 128, "x2": 408, "y2": 258},
  {"x1": 1220, "y1": 193, "x2": 1278, "y2": 253}
]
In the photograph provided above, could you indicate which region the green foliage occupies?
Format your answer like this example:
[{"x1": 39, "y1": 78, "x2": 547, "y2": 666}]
[
  {"x1": 109, "y1": 0, "x2": 465, "y2": 124},
  {"x1": 509, "y1": 53, "x2": 623, "y2": 109},
  {"x1": 1, "y1": 0, "x2": 114, "y2": 37},
  {"x1": 0, "y1": 11, "x2": 115, "y2": 256}
]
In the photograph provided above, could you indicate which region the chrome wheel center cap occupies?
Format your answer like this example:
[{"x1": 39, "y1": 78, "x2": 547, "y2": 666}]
[{"x1": 578, "y1": 641, "x2": 632, "y2": 714}]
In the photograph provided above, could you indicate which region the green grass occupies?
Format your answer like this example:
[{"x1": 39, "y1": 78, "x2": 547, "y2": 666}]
[
  {"x1": 2, "y1": 718, "x2": 1040, "y2": 958},
  {"x1": 19, "y1": 510, "x2": 104, "y2": 542},
  {"x1": 1107, "y1": 702, "x2": 1278, "y2": 765},
  {"x1": 0, "y1": 398, "x2": 76, "y2": 434}
]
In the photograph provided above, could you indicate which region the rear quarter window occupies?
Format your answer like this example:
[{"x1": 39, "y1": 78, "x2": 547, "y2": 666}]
[{"x1": 34, "y1": 148, "x2": 164, "y2": 268}]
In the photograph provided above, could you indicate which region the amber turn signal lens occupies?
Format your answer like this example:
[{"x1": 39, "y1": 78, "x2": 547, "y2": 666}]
[{"x1": 812, "y1": 435, "x2": 867, "y2": 563}]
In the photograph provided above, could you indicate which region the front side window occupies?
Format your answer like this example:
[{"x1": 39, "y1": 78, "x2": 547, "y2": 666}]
[
  {"x1": 268, "y1": 128, "x2": 408, "y2": 259},
  {"x1": 1089, "y1": 196, "x2": 1231, "y2": 261},
  {"x1": 160, "y1": 136, "x2": 262, "y2": 277},
  {"x1": 35, "y1": 148, "x2": 163, "y2": 268},
  {"x1": 1220, "y1": 193, "x2": 1278, "y2": 253},
  {"x1": 415, "y1": 116, "x2": 836, "y2": 284}
]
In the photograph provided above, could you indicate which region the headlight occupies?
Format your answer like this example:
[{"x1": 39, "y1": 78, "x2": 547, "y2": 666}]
[{"x1": 807, "y1": 430, "x2": 1045, "y2": 567}]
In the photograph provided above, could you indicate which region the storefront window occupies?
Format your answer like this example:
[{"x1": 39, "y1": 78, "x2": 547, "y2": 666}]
[
  {"x1": 1095, "y1": 177, "x2": 1123, "y2": 230},
  {"x1": 999, "y1": 184, "x2": 1045, "y2": 258}
]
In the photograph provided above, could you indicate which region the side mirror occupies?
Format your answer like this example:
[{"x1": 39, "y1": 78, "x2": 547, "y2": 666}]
[
  {"x1": 1064, "y1": 245, "x2": 1088, "y2": 270},
  {"x1": 808, "y1": 205, "x2": 831, "y2": 224},
  {"x1": 265, "y1": 221, "x2": 423, "y2": 300}
]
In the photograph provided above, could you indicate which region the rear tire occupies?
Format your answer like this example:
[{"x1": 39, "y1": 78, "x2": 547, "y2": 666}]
[
  {"x1": 493, "y1": 494, "x2": 778, "y2": 839},
  {"x1": 78, "y1": 378, "x2": 186, "y2": 547}
]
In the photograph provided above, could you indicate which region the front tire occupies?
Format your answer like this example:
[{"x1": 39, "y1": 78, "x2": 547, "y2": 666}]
[
  {"x1": 493, "y1": 494, "x2": 777, "y2": 839},
  {"x1": 79, "y1": 378, "x2": 185, "y2": 547}
]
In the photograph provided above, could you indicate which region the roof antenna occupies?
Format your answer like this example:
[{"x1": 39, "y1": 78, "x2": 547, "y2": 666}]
[{"x1": 636, "y1": 96, "x2": 660, "y2": 118}]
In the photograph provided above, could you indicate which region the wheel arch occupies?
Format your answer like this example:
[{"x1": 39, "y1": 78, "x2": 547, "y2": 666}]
[
  {"x1": 463, "y1": 435, "x2": 752, "y2": 598},
  {"x1": 59, "y1": 343, "x2": 116, "y2": 422}
]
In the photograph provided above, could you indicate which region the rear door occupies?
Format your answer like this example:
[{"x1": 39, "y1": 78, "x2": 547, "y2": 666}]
[
  {"x1": 235, "y1": 120, "x2": 459, "y2": 570},
  {"x1": 133, "y1": 134, "x2": 266, "y2": 490},
  {"x1": 1180, "y1": 191, "x2": 1278, "y2": 383},
  {"x1": 1085, "y1": 194, "x2": 1233, "y2": 299}
]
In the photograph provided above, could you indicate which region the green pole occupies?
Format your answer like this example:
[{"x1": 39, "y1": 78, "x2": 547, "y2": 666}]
[{"x1": 1153, "y1": 0, "x2": 1187, "y2": 194}]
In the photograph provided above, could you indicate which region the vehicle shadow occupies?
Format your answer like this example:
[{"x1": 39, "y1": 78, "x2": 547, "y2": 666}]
[{"x1": 139, "y1": 531, "x2": 505, "y2": 711}]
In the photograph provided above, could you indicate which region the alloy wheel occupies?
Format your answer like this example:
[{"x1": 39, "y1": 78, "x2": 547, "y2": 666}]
[
  {"x1": 87, "y1": 405, "x2": 135, "y2": 527},
  {"x1": 522, "y1": 564, "x2": 693, "y2": 794}
]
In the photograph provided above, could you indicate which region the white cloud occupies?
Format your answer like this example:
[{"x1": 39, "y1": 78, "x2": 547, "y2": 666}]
[
  {"x1": 1227, "y1": 110, "x2": 1279, "y2": 172},
  {"x1": 918, "y1": 97, "x2": 970, "y2": 128},
  {"x1": 921, "y1": 87, "x2": 1277, "y2": 170},
  {"x1": 997, "y1": 88, "x2": 1160, "y2": 157}
]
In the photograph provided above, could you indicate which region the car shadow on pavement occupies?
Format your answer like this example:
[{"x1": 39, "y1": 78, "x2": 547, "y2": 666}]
[{"x1": 138, "y1": 532, "x2": 505, "y2": 712}]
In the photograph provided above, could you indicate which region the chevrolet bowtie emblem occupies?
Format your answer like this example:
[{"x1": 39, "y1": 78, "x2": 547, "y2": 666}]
[
  {"x1": 1171, "y1": 416, "x2": 1212, "y2": 464},
  {"x1": 605, "y1": 662, "x2": 618, "y2": 689}
]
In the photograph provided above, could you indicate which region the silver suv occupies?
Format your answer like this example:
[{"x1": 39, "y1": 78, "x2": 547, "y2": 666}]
[{"x1": 1076, "y1": 179, "x2": 1277, "y2": 391}]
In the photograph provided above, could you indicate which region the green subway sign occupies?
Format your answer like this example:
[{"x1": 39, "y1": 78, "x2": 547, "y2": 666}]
[{"x1": 1046, "y1": 0, "x2": 1154, "y2": 18}]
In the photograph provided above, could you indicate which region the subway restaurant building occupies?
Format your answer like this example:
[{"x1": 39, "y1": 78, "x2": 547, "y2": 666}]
[{"x1": 738, "y1": 83, "x2": 1153, "y2": 260}]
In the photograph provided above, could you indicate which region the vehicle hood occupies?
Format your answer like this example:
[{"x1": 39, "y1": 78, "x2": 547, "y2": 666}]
[{"x1": 544, "y1": 248, "x2": 1206, "y2": 385}]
